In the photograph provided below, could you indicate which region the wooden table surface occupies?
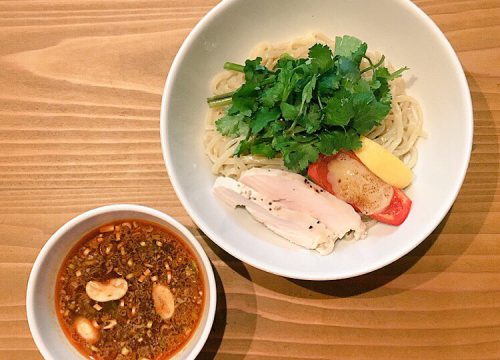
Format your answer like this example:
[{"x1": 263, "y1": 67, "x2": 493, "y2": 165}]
[{"x1": 1, "y1": 0, "x2": 499, "y2": 359}]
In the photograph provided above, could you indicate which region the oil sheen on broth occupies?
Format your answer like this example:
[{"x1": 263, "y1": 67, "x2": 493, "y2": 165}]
[{"x1": 55, "y1": 220, "x2": 205, "y2": 360}]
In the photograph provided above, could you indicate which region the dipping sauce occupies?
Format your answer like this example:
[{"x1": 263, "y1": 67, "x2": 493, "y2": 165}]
[{"x1": 55, "y1": 220, "x2": 204, "y2": 360}]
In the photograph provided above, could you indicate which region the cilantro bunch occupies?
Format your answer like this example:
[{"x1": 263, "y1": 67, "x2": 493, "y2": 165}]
[{"x1": 207, "y1": 35, "x2": 407, "y2": 172}]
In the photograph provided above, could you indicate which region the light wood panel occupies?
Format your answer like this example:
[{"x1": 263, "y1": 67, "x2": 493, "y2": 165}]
[{"x1": 0, "y1": 0, "x2": 499, "y2": 359}]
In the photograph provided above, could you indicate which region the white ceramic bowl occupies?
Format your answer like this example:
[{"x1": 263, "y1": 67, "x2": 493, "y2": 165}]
[
  {"x1": 26, "y1": 204, "x2": 216, "y2": 360},
  {"x1": 161, "y1": 0, "x2": 473, "y2": 280}
]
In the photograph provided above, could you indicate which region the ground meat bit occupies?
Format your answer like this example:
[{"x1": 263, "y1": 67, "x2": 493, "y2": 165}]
[{"x1": 56, "y1": 220, "x2": 205, "y2": 360}]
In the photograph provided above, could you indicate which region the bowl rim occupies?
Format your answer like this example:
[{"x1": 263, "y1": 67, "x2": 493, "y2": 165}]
[
  {"x1": 26, "y1": 204, "x2": 217, "y2": 360},
  {"x1": 160, "y1": 0, "x2": 473, "y2": 280}
]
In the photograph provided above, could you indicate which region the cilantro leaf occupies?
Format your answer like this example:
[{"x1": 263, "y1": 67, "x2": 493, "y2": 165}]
[
  {"x1": 352, "y1": 91, "x2": 391, "y2": 133},
  {"x1": 337, "y1": 57, "x2": 361, "y2": 82},
  {"x1": 234, "y1": 139, "x2": 252, "y2": 156},
  {"x1": 324, "y1": 89, "x2": 354, "y2": 126},
  {"x1": 271, "y1": 134, "x2": 290, "y2": 152},
  {"x1": 308, "y1": 44, "x2": 334, "y2": 72},
  {"x1": 251, "y1": 108, "x2": 280, "y2": 134},
  {"x1": 374, "y1": 78, "x2": 391, "y2": 104},
  {"x1": 353, "y1": 78, "x2": 371, "y2": 93},
  {"x1": 317, "y1": 69, "x2": 340, "y2": 97},
  {"x1": 334, "y1": 36, "x2": 363, "y2": 58},
  {"x1": 276, "y1": 60, "x2": 295, "y2": 102},
  {"x1": 231, "y1": 83, "x2": 258, "y2": 116},
  {"x1": 215, "y1": 114, "x2": 249, "y2": 137},
  {"x1": 280, "y1": 102, "x2": 299, "y2": 121},
  {"x1": 291, "y1": 63, "x2": 313, "y2": 91},
  {"x1": 243, "y1": 57, "x2": 269, "y2": 84},
  {"x1": 261, "y1": 82, "x2": 284, "y2": 108},
  {"x1": 370, "y1": 79, "x2": 381, "y2": 90},
  {"x1": 334, "y1": 35, "x2": 367, "y2": 66},
  {"x1": 351, "y1": 42, "x2": 368, "y2": 64},
  {"x1": 317, "y1": 129, "x2": 361, "y2": 154},
  {"x1": 262, "y1": 120, "x2": 286, "y2": 138},
  {"x1": 276, "y1": 54, "x2": 295, "y2": 69},
  {"x1": 299, "y1": 74, "x2": 317, "y2": 114},
  {"x1": 301, "y1": 104, "x2": 322, "y2": 134},
  {"x1": 251, "y1": 142, "x2": 276, "y2": 158},
  {"x1": 317, "y1": 129, "x2": 362, "y2": 154},
  {"x1": 282, "y1": 143, "x2": 319, "y2": 172}
]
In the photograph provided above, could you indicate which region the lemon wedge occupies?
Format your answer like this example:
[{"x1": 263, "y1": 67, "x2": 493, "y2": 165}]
[{"x1": 354, "y1": 136, "x2": 413, "y2": 188}]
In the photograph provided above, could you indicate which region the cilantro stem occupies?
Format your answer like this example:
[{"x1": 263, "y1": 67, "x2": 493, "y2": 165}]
[
  {"x1": 317, "y1": 92, "x2": 324, "y2": 110},
  {"x1": 374, "y1": 55, "x2": 386, "y2": 68},
  {"x1": 360, "y1": 55, "x2": 385, "y2": 75},
  {"x1": 260, "y1": 77, "x2": 276, "y2": 86},
  {"x1": 207, "y1": 91, "x2": 235, "y2": 102},
  {"x1": 224, "y1": 62, "x2": 245, "y2": 72},
  {"x1": 207, "y1": 97, "x2": 232, "y2": 108},
  {"x1": 207, "y1": 91, "x2": 235, "y2": 108},
  {"x1": 287, "y1": 119, "x2": 298, "y2": 136}
]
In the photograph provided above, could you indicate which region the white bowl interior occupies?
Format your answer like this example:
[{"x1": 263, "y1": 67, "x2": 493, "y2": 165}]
[
  {"x1": 27, "y1": 205, "x2": 216, "y2": 360},
  {"x1": 162, "y1": 0, "x2": 472, "y2": 279}
]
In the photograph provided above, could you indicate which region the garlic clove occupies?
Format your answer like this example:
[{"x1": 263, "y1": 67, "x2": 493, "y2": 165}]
[
  {"x1": 74, "y1": 317, "x2": 100, "y2": 344},
  {"x1": 152, "y1": 284, "x2": 175, "y2": 321},
  {"x1": 86, "y1": 278, "x2": 128, "y2": 302}
]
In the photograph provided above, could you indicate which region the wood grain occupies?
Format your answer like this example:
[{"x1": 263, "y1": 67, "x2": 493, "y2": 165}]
[{"x1": 0, "y1": 0, "x2": 499, "y2": 359}]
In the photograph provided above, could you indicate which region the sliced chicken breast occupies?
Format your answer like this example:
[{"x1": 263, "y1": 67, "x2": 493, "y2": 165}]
[
  {"x1": 239, "y1": 168, "x2": 366, "y2": 239},
  {"x1": 213, "y1": 176, "x2": 336, "y2": 255}
]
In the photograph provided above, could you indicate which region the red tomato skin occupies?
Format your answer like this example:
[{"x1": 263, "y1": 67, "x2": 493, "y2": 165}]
[
  {"x1": 307, "y1": 153, "x2": 412, "y2": 226},
  {"x1": 307, "y1": 154, "x2": 333, "y2": 193},
  {"x1": 370, "y1": 187, "x2": 412, "y2": 225}
]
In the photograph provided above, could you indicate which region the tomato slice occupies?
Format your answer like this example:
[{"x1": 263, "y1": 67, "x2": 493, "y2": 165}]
[
  {"x1": 307, "y1": 152, "x2": 412, "y2": 226},
  {"x1": 307, "y1": 154, "x2": 334, "y2": 193},
  {"x1": 370, "y1": 187, "x2": 412, "y2": 225}
]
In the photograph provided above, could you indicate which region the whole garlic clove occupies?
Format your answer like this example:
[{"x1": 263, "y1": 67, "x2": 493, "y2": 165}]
[
  {"x1": 74, "y1": 317, "x2": 100, "y2": 344},
  {"x1": 152, "y1": 283, "x2": 175, "y2": 321},
  {"x1": 86, "y1": 278, "x2": 128, "y2": 302}
]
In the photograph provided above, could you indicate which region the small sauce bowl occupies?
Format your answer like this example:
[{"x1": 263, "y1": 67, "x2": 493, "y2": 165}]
[{"x1": 27, "y1": 204, "x2": 216, "y2": 360}]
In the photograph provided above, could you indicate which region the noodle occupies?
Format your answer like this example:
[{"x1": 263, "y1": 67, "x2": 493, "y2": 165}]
[{"x1": 204, "y1": 33, "x2": 424, "y2": 177}]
